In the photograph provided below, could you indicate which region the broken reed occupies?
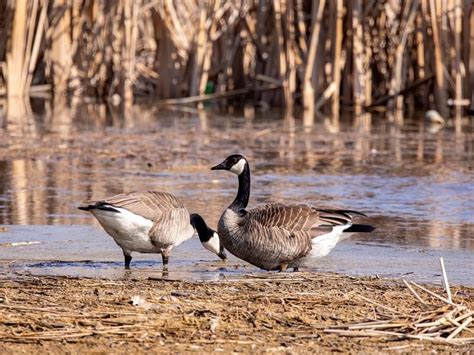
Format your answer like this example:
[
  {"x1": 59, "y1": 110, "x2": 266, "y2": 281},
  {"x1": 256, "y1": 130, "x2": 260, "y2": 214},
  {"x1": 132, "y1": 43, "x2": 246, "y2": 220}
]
[
  {"x1": 0, "y1": 0, "x2": 472, "y2": 121},
  {"x1": 325, "y1": 258, "x2": 474, "y2": 345}
]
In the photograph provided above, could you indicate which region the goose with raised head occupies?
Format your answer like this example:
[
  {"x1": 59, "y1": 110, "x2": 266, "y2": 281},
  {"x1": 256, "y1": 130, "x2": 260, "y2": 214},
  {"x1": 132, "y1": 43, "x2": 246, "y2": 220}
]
[
  {"x1": 211, "y1": 154, "x2": 375, "y2": 272},
  {"x1": 78, "y1": 191, "x2": 226, "y2": 269}
]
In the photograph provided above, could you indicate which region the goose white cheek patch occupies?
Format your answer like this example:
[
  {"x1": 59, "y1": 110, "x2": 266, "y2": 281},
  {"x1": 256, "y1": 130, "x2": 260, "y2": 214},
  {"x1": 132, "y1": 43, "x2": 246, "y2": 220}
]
[{"x1": 229, "y1": 158, "x2": 246, "y2": 175}]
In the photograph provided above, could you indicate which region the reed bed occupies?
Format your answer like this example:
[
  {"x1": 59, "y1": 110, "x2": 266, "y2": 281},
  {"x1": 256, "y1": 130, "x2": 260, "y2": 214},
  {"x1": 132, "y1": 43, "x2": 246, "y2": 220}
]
[{"x1": 0, "y1": 1, "x2": 473, "y2": 121}]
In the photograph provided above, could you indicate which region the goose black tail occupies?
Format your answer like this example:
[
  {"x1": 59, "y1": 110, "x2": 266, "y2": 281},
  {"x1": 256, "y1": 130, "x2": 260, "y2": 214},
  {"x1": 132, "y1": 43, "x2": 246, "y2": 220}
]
[{"x1": 344, "y1": 224, "x2": 375, "y2": 233}]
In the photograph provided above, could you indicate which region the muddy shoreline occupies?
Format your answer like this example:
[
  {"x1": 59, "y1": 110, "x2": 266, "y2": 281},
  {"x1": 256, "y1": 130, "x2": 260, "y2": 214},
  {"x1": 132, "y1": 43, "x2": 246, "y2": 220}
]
[{"x1": 0, "y1": 272, "x2": 472, "y2": 353}]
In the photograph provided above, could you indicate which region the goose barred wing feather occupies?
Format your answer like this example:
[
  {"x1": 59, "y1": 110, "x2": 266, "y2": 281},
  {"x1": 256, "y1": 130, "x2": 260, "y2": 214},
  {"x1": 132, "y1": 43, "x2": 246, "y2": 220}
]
[
  {"x1": 148, "y1": 206, "x2": 192, "y2": 248},
  {"x1": 244, "y1": 204, "x2": 357, "y2": 231},
  {"x1": 244, "y1": 204, "x2": 320, "y2": 232},
  {"x1": 230, "y1": 204, "x2": 320, "y2": 267},
  {"x1": 313, "y1": 209, "x2": 358, "y2": 227},
  {"x1": 95, "y1": 191, "x2": 186, "y2": 221}
]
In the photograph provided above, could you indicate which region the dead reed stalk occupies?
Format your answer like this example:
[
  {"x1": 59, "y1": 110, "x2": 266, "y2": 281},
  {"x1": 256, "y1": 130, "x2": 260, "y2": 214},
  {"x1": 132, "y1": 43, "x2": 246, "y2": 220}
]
[
  {"x1": 325, "y1": 258, "x2": 473, "y2": 345},
  {"x1": 0, "y1": 0, "x2": 472, "y2": 120}
]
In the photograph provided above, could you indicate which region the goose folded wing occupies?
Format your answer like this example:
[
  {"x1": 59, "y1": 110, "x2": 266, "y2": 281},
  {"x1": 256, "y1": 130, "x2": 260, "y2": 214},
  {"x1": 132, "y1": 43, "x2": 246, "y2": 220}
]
[
  {"x1": 97, "y1": 191, "x2": 183, "y2": 221},
  {"x1": 307, "y1": 208, "x2": 365, "y2": 241},
  {"x1": 312, "y1": 209, "x2": 357, "y2": 227},
  {"x1": 245, "y1": 204, "x2": 321, "y2": 232},
  {"x1": 237, "y1": 204, "x2": 318, "y2": 261},
  {"x1": 245, "y1": 205, "x2": 360, "y2": 238},
  {"x1": 148, "y1": 207, "x2": 190, "y2": 245}
]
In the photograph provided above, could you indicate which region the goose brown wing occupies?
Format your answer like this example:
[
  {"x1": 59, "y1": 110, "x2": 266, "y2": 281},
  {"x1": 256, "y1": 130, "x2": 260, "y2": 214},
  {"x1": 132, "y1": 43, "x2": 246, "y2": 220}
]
[
  {"x1": 244, "y1": 204, "x2": 320, "y2": 232},
  {"x1": 245, "y1": 204, "x2": 360, "y2": 238},
  {"x1": 313, "y1": 209, "x2": 357, "y2": 227},
  {"x1": 93, "y1": 191, "x2": 185, "y2": 221},
  {"x1": 235, "y1": 204, "x2": 319, "y2": 265},
  {"x1": 148, "y1": 206, "x2": 192, "y2": 247}
]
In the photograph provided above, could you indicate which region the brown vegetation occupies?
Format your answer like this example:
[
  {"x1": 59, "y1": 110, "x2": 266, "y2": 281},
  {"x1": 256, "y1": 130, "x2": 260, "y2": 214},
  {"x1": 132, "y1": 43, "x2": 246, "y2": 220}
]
[
  {"x1": 0, "y1": 272, "x2": 472, "y2": 353},
  {"x1": 0, "y1": 1, "x2": 473, "y2": 122}
]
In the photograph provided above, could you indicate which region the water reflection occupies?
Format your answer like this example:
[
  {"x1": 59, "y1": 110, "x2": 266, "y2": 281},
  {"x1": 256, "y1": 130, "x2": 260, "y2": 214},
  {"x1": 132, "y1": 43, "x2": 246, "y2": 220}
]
[{"x1": 0, "y1": 99, "x2": 473, "y2": 255}]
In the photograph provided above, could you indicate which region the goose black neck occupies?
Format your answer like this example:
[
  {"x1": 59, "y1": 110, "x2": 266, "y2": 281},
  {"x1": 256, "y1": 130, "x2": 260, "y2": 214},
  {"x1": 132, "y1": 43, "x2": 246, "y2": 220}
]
[
  {"x1": 190, "y1": 214, "x2": 213, "y2": 242},
  {"x1": 230, "y1": 164, "x2": 250, "y2": 211}
]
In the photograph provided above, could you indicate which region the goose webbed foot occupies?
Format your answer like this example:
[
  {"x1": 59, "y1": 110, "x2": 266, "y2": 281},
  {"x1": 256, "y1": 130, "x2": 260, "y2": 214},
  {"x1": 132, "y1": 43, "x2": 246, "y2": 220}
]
[{"x1": 123, "y1": 252, "x2": 132, "y2": 270}]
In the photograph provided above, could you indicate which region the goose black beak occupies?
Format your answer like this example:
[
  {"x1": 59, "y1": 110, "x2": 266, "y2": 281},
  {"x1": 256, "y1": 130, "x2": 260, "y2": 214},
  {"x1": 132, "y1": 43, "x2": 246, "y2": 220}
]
[
  {"x1": 211, "y1": 162, "x2": 226, "y2": 170},
  {"x1": 217, "y1": 251, "x2": 227, "y2": 260}
]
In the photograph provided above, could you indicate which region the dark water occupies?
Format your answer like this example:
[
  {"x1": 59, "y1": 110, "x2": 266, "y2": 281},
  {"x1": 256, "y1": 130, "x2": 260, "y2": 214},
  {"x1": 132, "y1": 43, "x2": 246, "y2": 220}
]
[{"x1": 0, "y1": 101, "x2": 473, "y2": 284}]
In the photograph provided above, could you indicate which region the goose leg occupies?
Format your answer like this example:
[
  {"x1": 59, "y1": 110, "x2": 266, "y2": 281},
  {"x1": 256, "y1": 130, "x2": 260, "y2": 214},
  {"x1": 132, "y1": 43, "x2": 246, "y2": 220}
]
[
  {"x1": 293, "y1": 267, "x2": 299, "y2": 272},
  {"x1": 123, "y1": 251, "x2": 132, "y2": 270},
  {"x1": 161, "y1": 250, "x2": 170, "y2": 268}
]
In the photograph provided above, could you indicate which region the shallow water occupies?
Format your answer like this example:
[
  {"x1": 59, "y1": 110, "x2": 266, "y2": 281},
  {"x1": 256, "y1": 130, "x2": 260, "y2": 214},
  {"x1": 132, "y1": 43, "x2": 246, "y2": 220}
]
[{"x1": 0, "y1": 101, "x2": 473, "y2": 284}]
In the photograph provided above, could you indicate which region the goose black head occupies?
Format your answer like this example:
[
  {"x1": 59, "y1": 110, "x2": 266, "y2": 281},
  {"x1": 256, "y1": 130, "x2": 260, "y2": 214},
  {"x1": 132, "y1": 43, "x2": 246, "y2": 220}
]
[
  {"x1": 190, "y1": 214, "x2": 227, "y2": 260},
  {"x1": 211, "y1": 154, "x2": 248, "y2": 175}
]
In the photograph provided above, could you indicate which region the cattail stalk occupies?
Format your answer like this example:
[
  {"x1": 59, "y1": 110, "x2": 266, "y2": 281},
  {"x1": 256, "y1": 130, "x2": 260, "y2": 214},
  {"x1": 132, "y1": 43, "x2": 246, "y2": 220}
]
[
  {"x1": 429, "y1": 0, "x2": 448, "y2": 116},
  {"x1": 454, "y1": 0, "x2": 463, "y2": 124},
  {"x1": 331, "y1": 0, "x2": 343, "y2": 121},
  {"x1": 302, "y1": 0, "x2": 325, "y2": 116},
  {"x1": 7, "y1": 0, "x2": 28, "y2": 99},
  {"x1": 0, "y1": 0, "x2": 472, "y2": 123},
  {"x1": 352, "y1": 0, "x2": 364, "y2": 116}
]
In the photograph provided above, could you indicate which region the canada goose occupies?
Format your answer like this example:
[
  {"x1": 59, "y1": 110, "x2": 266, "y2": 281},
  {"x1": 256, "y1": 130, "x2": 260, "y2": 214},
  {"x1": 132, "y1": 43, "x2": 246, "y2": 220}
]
[
  {"x1": 78, "y1": 191, "x2": 226, "y2": 269},
  {"x1": 211, "y1": 154, "x2": 375, "y2": 272}
]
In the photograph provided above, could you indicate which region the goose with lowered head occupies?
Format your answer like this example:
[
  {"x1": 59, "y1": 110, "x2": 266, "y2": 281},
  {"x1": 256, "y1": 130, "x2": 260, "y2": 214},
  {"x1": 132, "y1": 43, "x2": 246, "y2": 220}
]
[
  {"x1": 211, "y1": 154, "x2": 374, "y2": 272},
  {"x1": 79, "y1": 191, "x2": 226, "y2": 269}
]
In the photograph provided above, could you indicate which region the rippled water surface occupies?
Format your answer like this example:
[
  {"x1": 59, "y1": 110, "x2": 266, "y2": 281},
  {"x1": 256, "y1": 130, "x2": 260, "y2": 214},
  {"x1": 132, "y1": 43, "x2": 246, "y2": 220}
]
[{"x1": 0, "y1": 101, "x2": 473, "y2": 284}]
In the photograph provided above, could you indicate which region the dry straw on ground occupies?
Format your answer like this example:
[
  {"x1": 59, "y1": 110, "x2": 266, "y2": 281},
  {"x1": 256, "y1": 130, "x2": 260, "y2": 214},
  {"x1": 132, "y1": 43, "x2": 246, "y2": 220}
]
[
  {"x1": 0, "y1": 261, "x2": 472, "y2": 352},
  {"x1": 325, "y1": 259, "x2": 473, "y2": 345}
]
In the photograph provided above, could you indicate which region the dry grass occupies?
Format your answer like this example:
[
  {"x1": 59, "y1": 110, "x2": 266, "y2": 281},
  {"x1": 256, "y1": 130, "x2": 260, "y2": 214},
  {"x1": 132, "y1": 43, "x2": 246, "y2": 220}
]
[
  {"x1": 0, "y1": 272, "x2": 472, "y2": 353},
  {"x1": 325, "y1": 258, "x2": 474, "y2": 344}
]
